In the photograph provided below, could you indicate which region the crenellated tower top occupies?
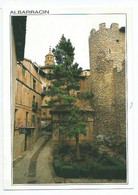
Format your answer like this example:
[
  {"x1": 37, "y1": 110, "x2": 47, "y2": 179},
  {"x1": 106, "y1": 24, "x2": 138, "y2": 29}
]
[{"x1": 90, "y1": 22, "x2": 120, "y2": 36}]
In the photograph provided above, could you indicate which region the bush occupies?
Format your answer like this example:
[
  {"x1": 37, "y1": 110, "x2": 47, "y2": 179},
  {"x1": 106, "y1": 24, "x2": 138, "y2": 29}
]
[
  {"x1": 80, "y1": 142, "x2": 99, "y2": 157},
  {"x1": 53, "y1": 158, "x2": 91, "y2": 178},
  {"x1": 58, "y1": 144, "x2": 70, "y2": 155},
  {"x1": 97, "y1": 154, "x2": 122, "y2": 166},
  {"x1": 53, "y1": 143, "x2": 70, "y2": 157},
  {"x1": 53, "y1": 155, "x2": 126, "y2": 179},
  {"x1": 90, "y1": 155, "x2": 126, "y2": 179},
  {"x1": 91, "y1": 165, "x2": 126, "y2": 179}
]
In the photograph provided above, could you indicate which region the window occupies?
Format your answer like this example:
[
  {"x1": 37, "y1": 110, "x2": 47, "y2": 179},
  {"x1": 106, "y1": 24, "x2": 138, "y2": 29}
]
[
  {"x1": 116, "y1": 39, "x2": 119, "y2": 42},
  {"x1": 33, "y1": 95, "x2": 35, "y2": 103},
  {"x1": 32, "y1": 115, "x2": 35, "y2": 126},
  {"x1": 26, "y1": 112, "x2": 29, "y2": 126},
  {"x1": 33, "y1": 78, "x2": 36, "y2": 90},
  {"x1": 22, "y1": 67, "x2": 26, "y2": 76}
]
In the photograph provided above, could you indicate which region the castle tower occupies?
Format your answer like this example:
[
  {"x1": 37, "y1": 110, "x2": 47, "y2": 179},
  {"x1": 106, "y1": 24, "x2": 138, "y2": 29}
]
[
  {"x1": 45, "y1": 46, "x2": 55, "y2": 66},
  {"x1": 87, "y1": 23, "x2": 126, "y2": 138}
]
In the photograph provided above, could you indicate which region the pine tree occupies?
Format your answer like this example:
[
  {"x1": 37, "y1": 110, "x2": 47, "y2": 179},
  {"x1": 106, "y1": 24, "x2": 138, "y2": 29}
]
[{"x1": 45, "y1": 35, "x2": 94, "y2": 159}]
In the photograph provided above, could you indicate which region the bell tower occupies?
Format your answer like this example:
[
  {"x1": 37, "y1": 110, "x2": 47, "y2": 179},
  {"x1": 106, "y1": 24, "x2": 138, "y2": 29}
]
[{"x1": 45, "y1": 46, "x2": 55, "y2": 66}]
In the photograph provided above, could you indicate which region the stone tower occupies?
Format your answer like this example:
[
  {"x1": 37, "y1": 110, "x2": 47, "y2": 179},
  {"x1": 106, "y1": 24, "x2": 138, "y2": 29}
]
[
  {"x1": 45, "y1": 46, "x2": 55, "y2": 66},
  {"x1": 87, "y1": 23, "x2": 126, "y2": 138},
  {"x1": 41, "y1": 46, "x2": 55, "y2": 75}
]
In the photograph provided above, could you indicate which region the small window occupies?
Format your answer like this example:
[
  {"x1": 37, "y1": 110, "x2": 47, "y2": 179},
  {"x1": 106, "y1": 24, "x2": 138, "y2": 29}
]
[
  {"x1": 116, "y1": 39, "x2": 119, "y2": 42},
  {"x1": 109, "y1": 49, "x2": 111, "y2": 54},
  {"x1": 33, "y1": 95, "x2": 35, "y2": 103},
  {"x1": 26, "y1": 112, "x2": 29, "y2": 126},
  {"x1": 33, "y1": 78, "x2": 36, "y2": 90},
  {"x1": 22, "y1": 67, "x2": 26, "y2": 76},
  {"x1": 32, "y1": 115, "x2": 35, "y2": 126}
]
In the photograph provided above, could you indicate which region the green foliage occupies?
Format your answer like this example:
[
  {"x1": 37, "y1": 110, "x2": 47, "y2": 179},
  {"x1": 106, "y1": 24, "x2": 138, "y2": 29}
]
[
  {"x1": 45, "y1": 35, "x2": 94, "y2": 159},
  {"x1": 52, "y1": 34, "x2": 75, "y2": 67},
  {"x1": 90, "y1": 164, "x2": 126, "y2": 179},
  {"x1": 57, "y1": 105, "x2": 87, "y2": 138},
  {"x1": 80, "y1": 142, "x2": 99, "y2": 158},
  {"x1": 53, "y1": 144, "x2": 70, "y2": 158},
  {"x1": 78, "y1": 91, "x2": 94, "y2": 100},
  {"x1": 53, "y1": 156, "x2": 126, "y2": 179},
  {"x1": 53, "y1": 158, "x2": 90, "y2": 178},
  {"x1": 53, "y1": 143, "x2": 126, "y2": 179}
]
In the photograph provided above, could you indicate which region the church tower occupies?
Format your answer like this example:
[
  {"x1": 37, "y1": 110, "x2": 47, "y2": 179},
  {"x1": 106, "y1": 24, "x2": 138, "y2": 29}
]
[{"x1": 45, "y1": 46, "x2": 55, "y2": 66}]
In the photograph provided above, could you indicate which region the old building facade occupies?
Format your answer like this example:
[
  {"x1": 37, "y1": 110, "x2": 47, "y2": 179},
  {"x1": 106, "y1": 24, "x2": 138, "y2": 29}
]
[
  {"x1": 13, "y1": 59, "x2": 42, "y2": 160},
  {"x1": 86, "y1": 23, "x2": 126, "y2": 138},
  {"x1": 12, "y1": 16, "x2": 27, "y2": 162}
]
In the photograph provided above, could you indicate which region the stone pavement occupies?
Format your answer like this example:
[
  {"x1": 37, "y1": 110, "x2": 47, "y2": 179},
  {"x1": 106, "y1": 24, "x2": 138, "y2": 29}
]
[
  {"x1": 13, "y1": 132, "x2": 55, "y2": 184},
  {"x1": 35, "y1": 138, "x2": 54, "y2": 184}
]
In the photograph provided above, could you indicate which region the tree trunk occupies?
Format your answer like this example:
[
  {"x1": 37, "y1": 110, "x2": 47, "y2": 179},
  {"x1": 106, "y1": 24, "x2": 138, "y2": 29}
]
[{"x1": 76, "y1": 136, "x2": 80, "y2": 160}]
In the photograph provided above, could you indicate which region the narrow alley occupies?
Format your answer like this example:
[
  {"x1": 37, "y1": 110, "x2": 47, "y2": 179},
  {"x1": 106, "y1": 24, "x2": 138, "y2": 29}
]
[{"x1": 13, "y1": 132, "x2": 55, "y2": 184}]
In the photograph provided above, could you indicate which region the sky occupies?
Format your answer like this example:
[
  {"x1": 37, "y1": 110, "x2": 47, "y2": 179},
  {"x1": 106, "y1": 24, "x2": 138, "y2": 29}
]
[{"x1": 24, "y1": 14, "x2": 126, "y2": 70}]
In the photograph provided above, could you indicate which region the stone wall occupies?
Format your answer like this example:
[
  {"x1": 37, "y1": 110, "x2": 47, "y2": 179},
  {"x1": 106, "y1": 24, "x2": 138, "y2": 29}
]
[
  {"x1": 13, "y1": 134, "x2": 25, "y2": 161},
  {"x1": 113, "y1": 64, "x2": 126, "y2": 136},
  {"x1": 86, "y1": 23, "x2": 126, "y2": 137}
]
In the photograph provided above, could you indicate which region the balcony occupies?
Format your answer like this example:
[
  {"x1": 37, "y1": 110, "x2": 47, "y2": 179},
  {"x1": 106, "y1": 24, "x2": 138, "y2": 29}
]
[{"x1": 32, "y1": 102, "x2": 38, "y2": 112}]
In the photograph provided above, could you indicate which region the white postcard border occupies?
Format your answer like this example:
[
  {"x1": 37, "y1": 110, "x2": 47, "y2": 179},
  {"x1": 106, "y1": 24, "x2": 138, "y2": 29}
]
[{"x1": 2, "y1": 7, "x2": 133, "y2": 190}]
